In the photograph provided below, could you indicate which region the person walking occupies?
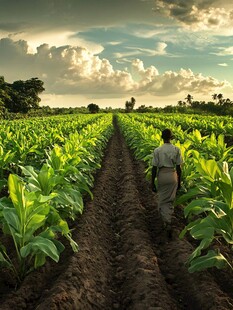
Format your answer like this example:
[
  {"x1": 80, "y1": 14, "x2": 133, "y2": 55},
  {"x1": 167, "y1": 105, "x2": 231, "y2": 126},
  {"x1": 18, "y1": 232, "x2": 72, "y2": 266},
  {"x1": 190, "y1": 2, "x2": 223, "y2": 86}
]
[{"x1": 151, "y1": 128, "x2": 183, "y2": 237}]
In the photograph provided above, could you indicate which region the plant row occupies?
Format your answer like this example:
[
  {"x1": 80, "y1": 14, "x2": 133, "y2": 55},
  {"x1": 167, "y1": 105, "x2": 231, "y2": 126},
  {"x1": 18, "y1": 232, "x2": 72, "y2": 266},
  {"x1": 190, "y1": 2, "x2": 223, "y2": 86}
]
[
  {"x1": 117, "y1": 113, "x2": 233, "y2": 273},
  {"x1": 0, "y1": 114, "x2": 113, "y2": 282},
  {"x1": 129, "y1": 113, "x2": 233, "y2": 137},
  {"x1": 0, "y1": 114, "x2": 103, "y2": 192}
]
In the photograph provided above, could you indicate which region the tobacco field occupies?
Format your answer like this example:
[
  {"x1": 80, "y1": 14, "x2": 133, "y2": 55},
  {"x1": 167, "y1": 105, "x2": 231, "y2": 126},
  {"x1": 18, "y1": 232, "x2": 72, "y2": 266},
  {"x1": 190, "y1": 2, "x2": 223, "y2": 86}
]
[{"x1": 1, "y1": 113, "x2": 233, "y2": 309}]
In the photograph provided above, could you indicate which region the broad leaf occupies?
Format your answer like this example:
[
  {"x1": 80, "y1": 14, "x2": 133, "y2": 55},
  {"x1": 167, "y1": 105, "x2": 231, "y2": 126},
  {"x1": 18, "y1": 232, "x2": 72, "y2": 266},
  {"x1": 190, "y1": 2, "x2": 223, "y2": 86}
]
[{"x1": 189, "y1": 250, "x2": 230, "y2": 272}]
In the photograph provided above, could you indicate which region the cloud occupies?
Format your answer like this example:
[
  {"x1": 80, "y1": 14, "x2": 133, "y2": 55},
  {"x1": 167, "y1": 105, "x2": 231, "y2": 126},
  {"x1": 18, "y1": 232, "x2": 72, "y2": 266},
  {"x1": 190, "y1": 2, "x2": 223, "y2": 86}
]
[
  {"x1": 218, "y1": 63, "x2": 228, "y2": 66},
  {"x1": 213, "y1": 46, "x2": 233, "y2": 56},
  {"x1": 0, "y1": 0, "x2": 156, "y2": 34},
  {"x1": 132, "y1": 62, "x2": 230, "y2": 95},
  {"x1": 107, "y1": 41, "x2": 122, "y2": 46},
  {"x1": 114, "y1": 42, "x2": 167, "y2": 59},
  {"x1": 0, "y1": 37, "x2": 230, "y2": 99},
  {"x1": 128, "y1": 42, "x2": 168, "y2": 56},
  {"x1": 153, "y1": 0, "x2": 233, "y2": 32}
]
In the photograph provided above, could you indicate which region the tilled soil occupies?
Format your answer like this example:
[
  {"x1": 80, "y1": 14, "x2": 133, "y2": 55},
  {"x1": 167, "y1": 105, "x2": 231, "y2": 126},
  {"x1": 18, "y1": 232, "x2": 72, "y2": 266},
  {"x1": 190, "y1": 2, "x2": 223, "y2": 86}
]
[{"x1": 1, "y1": 120, "x2": 233, "y2": 309}]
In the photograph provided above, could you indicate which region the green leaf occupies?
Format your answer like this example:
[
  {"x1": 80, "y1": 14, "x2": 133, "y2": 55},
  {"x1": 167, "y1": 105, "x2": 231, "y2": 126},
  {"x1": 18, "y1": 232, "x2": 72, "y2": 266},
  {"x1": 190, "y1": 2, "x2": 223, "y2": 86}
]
[
  {"x1": 179, "y1": 218, "x2": 202, "y2": 239},
  {"x1": 197, "y1": 159, "x2": 220, "y2": 181},
  {"x1": 188, "y1": 250, "x2": 230, "y2": 272},
  {"x1": 2, "y1": 208, "x2": 20, "y2": 233},
  {"x1": 20, "y1": 236, "x2": 61, "y2": 263},
  {"x1": 184, "y1": 198, "x2": 213, "y2": 218},
  {"x1": 34, "y1": 252, "x2": 46, "y2": 268},
  {"x1": 175, "y1": 187, "x2": 202, "y2": 205},
  {"x1": 55, "y1": 187, "x2": 84, "y2": 216},
  {"x1": 8, "y1": 174, "x2": 25, "y2": 219},
  {"x1": 188, "y1": 237, "x2": 213, "y2": 262},
  {"x1": 190, "y1": 218, "x2": 215, "y2": 240}
]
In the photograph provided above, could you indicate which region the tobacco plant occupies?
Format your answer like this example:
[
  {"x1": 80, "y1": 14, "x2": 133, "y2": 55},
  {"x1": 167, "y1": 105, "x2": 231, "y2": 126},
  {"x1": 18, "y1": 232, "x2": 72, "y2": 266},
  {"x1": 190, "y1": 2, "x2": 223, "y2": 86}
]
[
  {"x1": 177, "y1": 159, "x2": 233, "y2": 272},
  {"x1": 0, "y1": 174, "x2": 76, "y2": 282}
]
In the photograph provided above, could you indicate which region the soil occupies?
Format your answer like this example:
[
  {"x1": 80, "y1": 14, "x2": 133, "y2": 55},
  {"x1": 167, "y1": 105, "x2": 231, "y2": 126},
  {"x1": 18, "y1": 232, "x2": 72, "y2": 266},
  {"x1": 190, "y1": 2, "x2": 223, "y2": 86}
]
[{"x1": 1, "y1": 118, "x2": 233, "y2": 309}]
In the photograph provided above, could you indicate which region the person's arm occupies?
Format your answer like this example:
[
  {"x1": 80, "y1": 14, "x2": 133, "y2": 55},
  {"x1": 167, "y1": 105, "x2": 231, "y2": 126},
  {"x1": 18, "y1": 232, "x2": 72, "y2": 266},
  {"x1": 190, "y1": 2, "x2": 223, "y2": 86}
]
[
  {"x1": 151, "y1": 165, "x2": 157, "y2": 192},
  {"x1": 176, "y1": 164, "x2": 181, "y2": 190}
]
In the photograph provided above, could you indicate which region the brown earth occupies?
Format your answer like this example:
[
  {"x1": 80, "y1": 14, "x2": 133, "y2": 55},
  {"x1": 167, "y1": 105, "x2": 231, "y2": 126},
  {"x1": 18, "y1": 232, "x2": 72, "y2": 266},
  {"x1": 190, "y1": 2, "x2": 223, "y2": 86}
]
[{"x1": 1, "y1": 119, "x2": 233, "y2": 309}]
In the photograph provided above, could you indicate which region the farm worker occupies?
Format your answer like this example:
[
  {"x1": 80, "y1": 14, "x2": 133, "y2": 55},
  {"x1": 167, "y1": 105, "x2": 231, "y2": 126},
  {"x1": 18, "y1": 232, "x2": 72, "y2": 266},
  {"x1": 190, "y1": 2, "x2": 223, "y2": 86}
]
[{"x1": 151, "y1": 128, "x2": 183, "y2": 237}]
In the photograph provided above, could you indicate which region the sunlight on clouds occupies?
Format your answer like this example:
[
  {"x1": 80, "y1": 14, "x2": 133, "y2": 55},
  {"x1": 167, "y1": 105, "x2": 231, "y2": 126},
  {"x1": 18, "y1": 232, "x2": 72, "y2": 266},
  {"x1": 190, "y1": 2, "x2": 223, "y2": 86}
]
[
  {"x1": 0, "y1": 37, "x2": 230, "y2": 102},
  {"x1": 153, "y1": 0, "x2": 233, "y2": 33},
  {"x1": 218, "y1": 63, "x2": 228, "y2": 66},
  {"x1": 131, "y1": 60, "x2": 229, "y2": 95},
  {"x1": 187, "y1": 6, "x2": 232, "y2": 32},
  {"x1": 107, "y1": 41, "x2": 122, "y2": 46},
  {"x1": 12, "y1": 31, "x2": 104, "y2": 55},
  {"x1": 132, "y1": 59, "x2": 159, "y2": 84}
]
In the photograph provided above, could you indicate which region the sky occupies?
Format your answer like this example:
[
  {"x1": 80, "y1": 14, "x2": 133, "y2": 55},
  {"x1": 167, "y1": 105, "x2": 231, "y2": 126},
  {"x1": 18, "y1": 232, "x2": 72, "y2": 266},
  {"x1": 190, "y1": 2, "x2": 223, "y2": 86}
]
[{"x1": 0, "y1": 0, "x2": 233, "y2": 109}]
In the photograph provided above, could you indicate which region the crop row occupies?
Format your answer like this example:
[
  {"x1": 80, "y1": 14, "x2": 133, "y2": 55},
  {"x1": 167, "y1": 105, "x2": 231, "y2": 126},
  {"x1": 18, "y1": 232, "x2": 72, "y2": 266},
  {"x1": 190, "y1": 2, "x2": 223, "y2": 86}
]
[
  {"x1": 129, "y1": 113, "x2": 233, "y2": 136},
  {"x1": 117, "y1": 113, "x2": 233, "y2": 273},
  {"x1": 0, "y1": 114, "x2": 113, "y2": 282},
  {"x1": 0, "y1": 114, "x2": 103, "y2": 191}
]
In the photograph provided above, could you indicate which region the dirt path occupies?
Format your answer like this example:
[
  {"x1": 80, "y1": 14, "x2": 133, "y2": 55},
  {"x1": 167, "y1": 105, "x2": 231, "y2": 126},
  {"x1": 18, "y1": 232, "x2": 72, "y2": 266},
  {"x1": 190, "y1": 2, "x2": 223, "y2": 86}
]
[{"x1": 1, "y1": 119, "x2": 233, "y2": 309}]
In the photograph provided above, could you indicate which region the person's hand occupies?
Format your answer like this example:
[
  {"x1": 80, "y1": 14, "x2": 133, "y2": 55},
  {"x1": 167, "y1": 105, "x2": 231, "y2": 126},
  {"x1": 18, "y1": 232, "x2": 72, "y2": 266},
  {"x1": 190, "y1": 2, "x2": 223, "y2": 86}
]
[{"x1": 152, "y1": 185, "x2": 157, "y2": 193}]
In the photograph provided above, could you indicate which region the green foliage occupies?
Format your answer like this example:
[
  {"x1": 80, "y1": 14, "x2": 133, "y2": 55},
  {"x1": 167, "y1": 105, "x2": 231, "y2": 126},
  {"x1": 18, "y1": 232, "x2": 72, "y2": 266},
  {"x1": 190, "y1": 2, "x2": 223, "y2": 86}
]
[
  {"x1": 87, "y1": 103, "x2": 99, "y2": 113},
  {"x1": 0, "y1": 174, "x2": 68, "y2": 281},
  {"x1": 178, "y1": 159, "x2": 233, "y2": 272},
  {"x1": 0, "y1": 77, "x2": 45, "y2": 114},
  {"x1": 117, "y1": 112, "x2": 233, "y2": 273},
  {"x1": 0, "y1": 113, "x2": 113, "y2": 282},
  {"x1": 125, "y1": 97, "x2": 136, "y2": 113}
]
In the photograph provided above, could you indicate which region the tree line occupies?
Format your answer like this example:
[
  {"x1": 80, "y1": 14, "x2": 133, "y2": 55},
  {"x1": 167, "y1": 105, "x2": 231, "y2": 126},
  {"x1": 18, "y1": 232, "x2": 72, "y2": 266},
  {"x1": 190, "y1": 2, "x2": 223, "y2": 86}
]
[
  {"x1": 175, "y1": 93, "x2": 233, "y2": 115},
  {"x1": 1, "y1": 75, "x2": 233, "y2": 118}
]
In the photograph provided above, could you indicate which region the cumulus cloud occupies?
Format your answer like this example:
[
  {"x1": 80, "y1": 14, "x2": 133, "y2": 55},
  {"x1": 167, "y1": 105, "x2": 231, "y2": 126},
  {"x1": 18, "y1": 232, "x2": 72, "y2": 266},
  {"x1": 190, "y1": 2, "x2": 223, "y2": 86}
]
[
  {"x1": 0, "y1": 37, "x2": 230, "y2": 99},
  {"x1": 132, "y1": 62, "x2": 230, "y2": 95},
  {"x1": 0, "y1": 37, "x2": 135, "y2": 95},
  {"x1": 153, "y1": 0, "x2": 233, "y2": 31}
]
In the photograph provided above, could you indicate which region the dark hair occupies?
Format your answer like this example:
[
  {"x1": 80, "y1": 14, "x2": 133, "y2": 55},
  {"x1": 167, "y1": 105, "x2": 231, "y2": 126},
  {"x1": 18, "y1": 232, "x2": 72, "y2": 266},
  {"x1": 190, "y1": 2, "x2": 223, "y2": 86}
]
[{"x1": 162, "y1": 128, "x2": 173, "y2": 140}]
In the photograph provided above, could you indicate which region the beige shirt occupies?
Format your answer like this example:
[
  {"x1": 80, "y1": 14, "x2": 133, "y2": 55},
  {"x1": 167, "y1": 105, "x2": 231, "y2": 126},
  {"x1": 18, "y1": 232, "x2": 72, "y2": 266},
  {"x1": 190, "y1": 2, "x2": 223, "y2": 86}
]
[{"x1": 152, "y1": 143, "x2": 183, "y2": 168}]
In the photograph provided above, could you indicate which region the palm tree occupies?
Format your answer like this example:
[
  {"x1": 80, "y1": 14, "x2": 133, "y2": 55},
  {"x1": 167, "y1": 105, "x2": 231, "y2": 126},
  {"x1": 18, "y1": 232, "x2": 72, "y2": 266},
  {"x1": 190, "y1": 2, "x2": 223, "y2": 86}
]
[
  {"x1": 217, "y1": 93, "x2": 224, "y2": 105},
  {"x1": 212, "y1": 93, "x2": 218, "y2": 103},
  {"x1": 185, "y1": 94, "x2": 193, "y2": 105}
]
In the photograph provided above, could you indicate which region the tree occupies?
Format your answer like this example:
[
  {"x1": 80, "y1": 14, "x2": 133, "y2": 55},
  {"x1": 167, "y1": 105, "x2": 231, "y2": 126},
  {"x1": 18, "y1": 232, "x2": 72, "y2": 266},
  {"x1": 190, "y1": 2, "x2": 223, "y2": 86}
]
[
  {"x1": 0, "y1": 77, "x2": 45, "y2": 113},
  {"x1": 185, "y1": 94, "x2": 193, "y2": 105},
  {"x1": 178, "y1": 100, "x2": 186, "y2": 107},
  {"x1": 87, "y1": 103, "x2": 99, "y2": 113},
  {"x1": 212, "y1": 93, "x2": 218, "y2": 103},
  {"x1": 125, "y1": 97, "x2": 136, "y2": 112},
  {"x1": 10, "y1": 78, "x2": 45, "y2": 113},
  {"x1": 217, "y1": 93, "x2": 224, "y2": 105}
]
